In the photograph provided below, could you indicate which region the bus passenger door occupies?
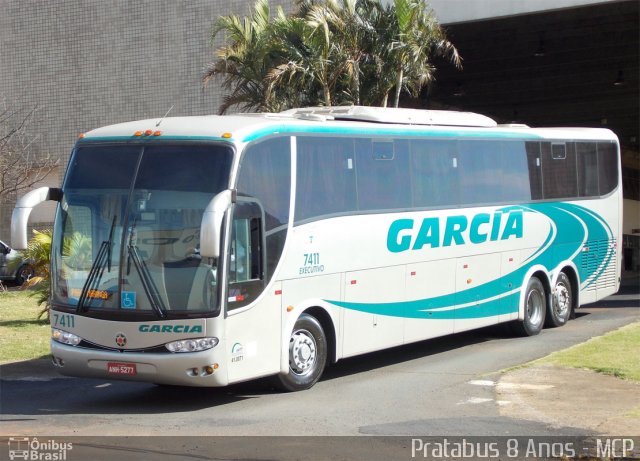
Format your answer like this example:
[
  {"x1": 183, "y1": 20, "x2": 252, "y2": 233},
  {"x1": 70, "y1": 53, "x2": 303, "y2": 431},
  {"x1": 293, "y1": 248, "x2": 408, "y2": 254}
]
[{"x1": 225, "y1": 200, "x2": 281, "y2": 383}]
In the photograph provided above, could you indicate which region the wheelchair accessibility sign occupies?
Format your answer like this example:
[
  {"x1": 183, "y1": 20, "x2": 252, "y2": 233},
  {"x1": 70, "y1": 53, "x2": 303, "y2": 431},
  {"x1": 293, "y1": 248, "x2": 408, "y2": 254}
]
[{"x1": 121, "y1": 291, "x2": 137, "y2": 309}]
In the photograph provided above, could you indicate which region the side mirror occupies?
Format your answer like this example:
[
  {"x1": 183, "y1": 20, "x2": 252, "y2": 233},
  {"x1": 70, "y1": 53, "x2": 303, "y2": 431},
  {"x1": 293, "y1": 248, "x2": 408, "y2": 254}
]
[
  {"x1": 200, "y1": 189, "x2": 236, "y2": 258},
  {"x1": 11, "y1": 187, "x2": 62, "y2": 249}
]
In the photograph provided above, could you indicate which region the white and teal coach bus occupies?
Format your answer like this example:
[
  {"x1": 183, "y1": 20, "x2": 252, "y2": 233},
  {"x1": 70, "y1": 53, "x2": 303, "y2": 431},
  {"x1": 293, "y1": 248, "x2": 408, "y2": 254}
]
[{"x1": 12, "y1": 106, "x2": 621, "y2": 391}]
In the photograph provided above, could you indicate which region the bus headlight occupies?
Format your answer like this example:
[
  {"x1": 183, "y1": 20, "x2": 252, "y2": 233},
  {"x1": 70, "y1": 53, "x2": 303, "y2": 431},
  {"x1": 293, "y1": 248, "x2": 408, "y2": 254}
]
[
  {"x1": 165, "y1": 337, "x2": 219, "y2": 353},
  {"x1": 51, "y1": 328, "x2": 82, "y2": 346}
]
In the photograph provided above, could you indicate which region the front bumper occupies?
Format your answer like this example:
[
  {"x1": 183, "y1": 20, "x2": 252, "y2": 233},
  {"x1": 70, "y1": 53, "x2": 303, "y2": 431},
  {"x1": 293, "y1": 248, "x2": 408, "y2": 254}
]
[{"x1": 50, "y1": 340, "x2": 229, "y2": 387}]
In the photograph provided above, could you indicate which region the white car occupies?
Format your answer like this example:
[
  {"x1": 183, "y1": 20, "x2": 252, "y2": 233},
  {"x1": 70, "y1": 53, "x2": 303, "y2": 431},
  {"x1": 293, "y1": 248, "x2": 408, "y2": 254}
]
[{"x1": 0, "y1": 239, "x2": 34, "y2": 286}]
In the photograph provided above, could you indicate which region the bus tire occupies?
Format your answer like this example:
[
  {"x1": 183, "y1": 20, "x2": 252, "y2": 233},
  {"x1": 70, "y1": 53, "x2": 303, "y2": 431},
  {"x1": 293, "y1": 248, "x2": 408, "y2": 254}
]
[
  {"x1": 274, "y1": 314, "x2": 327, "y2": 392},
  {"x1": 14, "y1": 264, "x2": 35, "y2": 286},
  {"x1": 513, "y1": 277, "x2": 546, "y2": 336},
  {"x1": 546, "y1": 272, "x2": 572, "y2": 328}
]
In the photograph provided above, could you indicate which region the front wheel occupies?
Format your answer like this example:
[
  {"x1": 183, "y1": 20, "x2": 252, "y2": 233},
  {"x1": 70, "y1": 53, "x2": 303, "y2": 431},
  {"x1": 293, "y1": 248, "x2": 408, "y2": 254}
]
[
  {"x1": 546, "y1": 272, "x2": 572, "y2": 328},
  {"x1": 14, "y1": 264, "x2": 35, "y2": 286},
  {"x1": 274, "y1": 314, "x2": 327, "y2": 392},
  {"x1": 513, "y1": 277, "x2": 546, "y2": 336}
]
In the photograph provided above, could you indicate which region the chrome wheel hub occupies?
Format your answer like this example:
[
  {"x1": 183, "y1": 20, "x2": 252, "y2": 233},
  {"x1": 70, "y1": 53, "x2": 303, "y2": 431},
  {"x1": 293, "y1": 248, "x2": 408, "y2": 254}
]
[
  {"x1": 289, "y1": 329, "x2": 316, "y2": 376},
  {"x1": 554, "y1": 283, "x2": 570, "y2": 317},
  {"x1": 526, "y1": 289, "x2": 544, "y2": 326}
]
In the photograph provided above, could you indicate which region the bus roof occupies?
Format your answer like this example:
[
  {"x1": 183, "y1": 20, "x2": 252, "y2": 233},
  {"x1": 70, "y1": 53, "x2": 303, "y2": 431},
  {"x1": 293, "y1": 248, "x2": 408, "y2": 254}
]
[{"x1": 79, "y1": 107, "x2": 619, "y2": 144}]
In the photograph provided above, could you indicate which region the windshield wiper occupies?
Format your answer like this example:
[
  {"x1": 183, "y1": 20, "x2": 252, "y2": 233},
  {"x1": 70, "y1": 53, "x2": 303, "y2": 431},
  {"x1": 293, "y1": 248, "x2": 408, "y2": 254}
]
[
  {"x1": 127, "y1": 244, "x2": 167, "y2": 319},
  {"x1": 77, "y1": 215, "x2": 116, "y2": 313}
]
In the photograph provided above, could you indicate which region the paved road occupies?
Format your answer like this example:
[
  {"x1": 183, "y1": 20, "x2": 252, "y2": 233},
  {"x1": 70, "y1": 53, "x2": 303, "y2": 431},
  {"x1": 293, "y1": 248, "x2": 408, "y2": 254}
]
[
  {"x1": 2, "y1": 300, "x2": 638, "y2": 436},
  {"x1": 1, "y1": 286, "x2": 638, "y2": 459}
]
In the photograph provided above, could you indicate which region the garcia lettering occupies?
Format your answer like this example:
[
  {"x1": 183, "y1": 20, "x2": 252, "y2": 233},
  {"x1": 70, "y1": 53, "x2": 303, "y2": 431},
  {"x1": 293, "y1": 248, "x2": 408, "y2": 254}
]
[{"x1": 387, "y1": 210, "x2": 523, "y2": 253}]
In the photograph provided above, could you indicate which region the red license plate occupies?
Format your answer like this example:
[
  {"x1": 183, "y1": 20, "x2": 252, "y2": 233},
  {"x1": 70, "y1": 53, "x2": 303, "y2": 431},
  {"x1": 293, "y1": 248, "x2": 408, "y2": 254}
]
[{"x1": 107, "y1": 362, "x2": 137, "y2": 376}]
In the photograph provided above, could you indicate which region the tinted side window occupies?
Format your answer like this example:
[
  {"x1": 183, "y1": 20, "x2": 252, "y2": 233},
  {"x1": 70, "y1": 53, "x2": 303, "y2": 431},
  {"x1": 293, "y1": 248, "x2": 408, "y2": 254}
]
[
  {"x1": 458, "y1": 140, "x2": 530, "y2": 205},
  {"x1": 237, "y1": 137, "x2": 291, "y2": 281},
  {"x1": 577, "y1": 142, "x2": 599, "y2": 197},
  {"x1": 499, "y1": 141, "x2": 532, "y2": 202},
  {"x1": 295, "y1": 137, "x2": 357, "y2": 222},
  {"x1": 525, "y1": 142, "x2": 543, "y2": 200},
  {"x1": 410, "y1": 140, "x2": 459, "y2": 207},
  {"x1": 598, "y1": 142, "x2": 618, "y2": 195},
  {"x1": 355, "y1": 139, "x2": 411, "y2": 210},
  {"x1": 238, "y1": 137, "x2": 291, "y2": 231},
  {"x1": 541, "y1": 142, "x2": 578, "y2": 199}
]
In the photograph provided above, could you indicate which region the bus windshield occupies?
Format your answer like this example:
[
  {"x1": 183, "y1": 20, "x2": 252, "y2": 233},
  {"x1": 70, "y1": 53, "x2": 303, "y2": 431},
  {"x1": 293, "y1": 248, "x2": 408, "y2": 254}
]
[{"x1": 51, "y1": 143, "x2": 233, "y2": 318}]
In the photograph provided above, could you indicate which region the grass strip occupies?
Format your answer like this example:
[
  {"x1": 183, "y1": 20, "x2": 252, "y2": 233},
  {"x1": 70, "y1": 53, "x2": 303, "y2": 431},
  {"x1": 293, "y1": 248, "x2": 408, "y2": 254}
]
[
  {"x1": 0, "y1": 289, "x2": 50, "y2": 362},
  {"x1": 535, "y1": 321, "x2": 640, "y2": 382}
]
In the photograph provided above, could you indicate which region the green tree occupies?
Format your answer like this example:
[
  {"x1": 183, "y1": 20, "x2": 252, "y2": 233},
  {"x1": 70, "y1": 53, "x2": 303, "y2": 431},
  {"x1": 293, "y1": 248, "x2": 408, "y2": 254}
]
[
  {"x1": 205, "y1": 0, "x2": 460, "y2": 112},
  {"x1": 203, "y1": 0, "x2": 281, "y2": 114},
  {"x1": 386, "y1": 0, "x2": 462, "y2": 107},
  {"x1": 267, "y1": 6, "x2": 342, "y2": 107},
  {"x1": 15, "y1": 229, "x2": 92, "y2": 318},
  {"x1": 16, "y1": 229, "x2": 53, "y2": 318}
]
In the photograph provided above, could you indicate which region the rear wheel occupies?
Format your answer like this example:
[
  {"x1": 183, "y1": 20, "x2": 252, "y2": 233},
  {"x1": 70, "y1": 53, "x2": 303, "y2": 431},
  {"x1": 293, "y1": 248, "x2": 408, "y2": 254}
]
[
  {"x1": 274, "y1": 314, "x2": 327, "y2": 392},
  {"x1": 546, "y1": 272, "x2": 572, "y2": 328},
  {"x1": 513, "y1": 277, "x2": 546, "y2": 336}
]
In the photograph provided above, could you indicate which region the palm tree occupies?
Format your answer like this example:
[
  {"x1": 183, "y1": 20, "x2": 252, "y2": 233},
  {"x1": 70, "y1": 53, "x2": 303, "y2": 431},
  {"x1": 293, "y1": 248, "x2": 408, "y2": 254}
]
[
  {"x1": 203, "y1": 0, "x2": 280, "y2": 114},
  {"x1": 357, "y1": 1, "x2": 397, "y2": 106},
  {"x1": 386, "y1": 0, "x2": 462, "y2": 107},
  {"x1": 268, "y1": 3, "x2": 345, "y2": 107},
  {"x1": 17, "y1": 229, "x2": 53, "y2": 318},
  {"x1": 205, "y1": 0, "x2": 461, "y2": 112}
]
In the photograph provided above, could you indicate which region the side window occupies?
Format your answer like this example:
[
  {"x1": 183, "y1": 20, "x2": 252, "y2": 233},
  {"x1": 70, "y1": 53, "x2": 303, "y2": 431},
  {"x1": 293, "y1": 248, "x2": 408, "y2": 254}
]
[
  {"x1": 230, "y1": 217, "x2": 261, "y2": 283},
  {"x1": 355, "y1": 139, "x2": 411, "y2": 210},
  {"x1": 541, "y1": 142, "x2": 578, "y2": 199},
  {"x1": 228, "y1": 200, "x2": 264, "y2": 310},
  {"x1": 410, "y1": 140, "x2": 459, "y2": 208},
  {"x1": 61, "y1": 204, "x2": 93, "y2": 270},
  {"x1": 525, "y1": 142, "x2": 543, "y2": 200},
  {"x1": 295, "y1": 137, "x2": 357, "y2": 222},
  {"x1": 458, "y1": 140, "x2": 529, "y2": 205},
  {"x1": 598, "y1": 142, "x2": 618, "y2": 195},
  {"x1": 498, "y1": 141, "x2": 532, "y2": 202},
  {"x1": 237, "y1": 137, "x2": 291, "y2": 282},
  {"x1": 577, "y1": 142, "x2": 599, "y2": 197}
]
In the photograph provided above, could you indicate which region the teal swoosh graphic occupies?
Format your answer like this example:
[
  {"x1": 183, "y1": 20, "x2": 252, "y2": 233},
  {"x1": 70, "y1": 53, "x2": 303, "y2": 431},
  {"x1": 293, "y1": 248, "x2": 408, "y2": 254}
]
[{"x1": 325, "y1": 203, "x2": 612, "y2": 320}]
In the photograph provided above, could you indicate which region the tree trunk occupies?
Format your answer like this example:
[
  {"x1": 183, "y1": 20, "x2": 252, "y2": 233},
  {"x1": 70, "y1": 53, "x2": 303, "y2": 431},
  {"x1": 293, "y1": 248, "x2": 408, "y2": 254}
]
[
  {"x1": 323, "y1": 83, "x2": 332, "y2": 107},
  {"x1": 393, "y1": 67, "x2": 403, "y2": 108},
  {"x1": 381, "y1": 92, "x2": 388, "y2": 107},
  {"x1": 353, "y1": 62, "x2": 360, "y2": 106}
]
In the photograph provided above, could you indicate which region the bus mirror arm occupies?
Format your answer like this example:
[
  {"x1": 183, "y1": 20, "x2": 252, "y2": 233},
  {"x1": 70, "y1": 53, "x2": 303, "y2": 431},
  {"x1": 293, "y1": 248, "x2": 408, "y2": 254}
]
[
  {"x1": 11, "y1": 187, "x2": 63, "y2": 250},
  {"x1": 200, "y1": 189, "x2": 236, "y2": 258}
]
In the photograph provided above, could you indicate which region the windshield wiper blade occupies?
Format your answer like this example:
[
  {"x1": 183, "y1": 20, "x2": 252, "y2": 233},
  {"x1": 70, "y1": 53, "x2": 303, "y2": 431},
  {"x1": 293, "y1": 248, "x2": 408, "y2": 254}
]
[
  {"x1": 127, "y1": 244, "x2": 167, "y2": 319},
  {"x1": 77, "y1": 216, "x2": 116, "y2": 313},
  {"x1": 106, "y1": 215, "x2": 116, "y2": 272},
  {"x1": 76, "y1": 241, "x2": 108, "y2": 312}
]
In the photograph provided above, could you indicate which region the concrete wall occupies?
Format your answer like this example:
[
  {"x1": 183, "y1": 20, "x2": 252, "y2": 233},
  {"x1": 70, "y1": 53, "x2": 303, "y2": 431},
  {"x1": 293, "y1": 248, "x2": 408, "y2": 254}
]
[
  {"x1": 0, "y1": 0, "x2": 293, "y2": 239},
  {"x1": 623, "y1": 199, "x2": 640, "y2": 235}
]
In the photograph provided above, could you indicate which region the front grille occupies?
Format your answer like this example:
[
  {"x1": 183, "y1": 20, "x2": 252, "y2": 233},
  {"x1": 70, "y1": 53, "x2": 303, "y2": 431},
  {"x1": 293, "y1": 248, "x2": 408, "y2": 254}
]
[{"x1": 77, "y1": 340, "x2": 169, "y2": 354}]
